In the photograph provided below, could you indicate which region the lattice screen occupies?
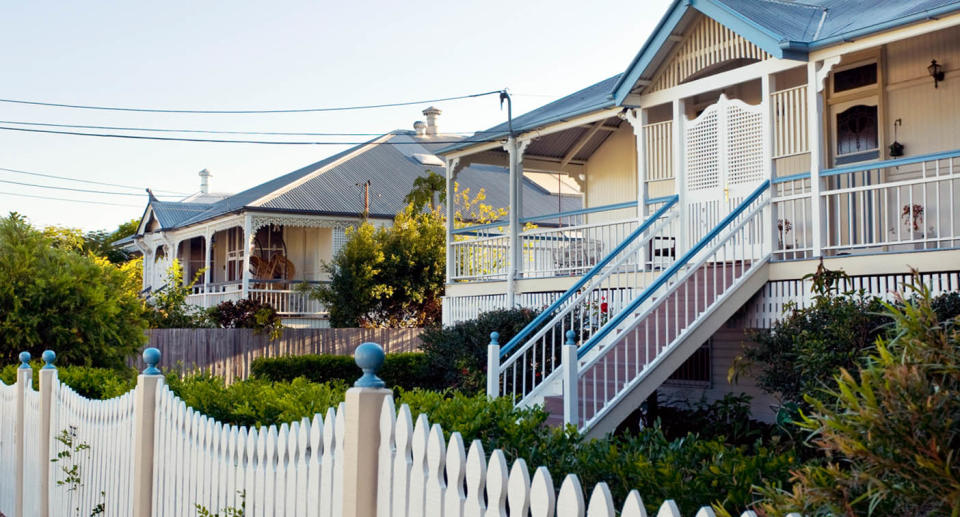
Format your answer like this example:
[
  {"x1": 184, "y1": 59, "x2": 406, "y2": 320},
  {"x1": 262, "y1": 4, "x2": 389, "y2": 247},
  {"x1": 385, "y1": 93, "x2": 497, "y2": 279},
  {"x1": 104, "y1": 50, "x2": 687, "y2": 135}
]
[
  {"x1": 332, "y1": 226, "x2": 349, "y2": 257},
  {"x1": 685, "y1": 107, "x2": 720, "y2": 191},
  {"x1": 726, "y1": 101, "x2": 764, "y2": 186}
]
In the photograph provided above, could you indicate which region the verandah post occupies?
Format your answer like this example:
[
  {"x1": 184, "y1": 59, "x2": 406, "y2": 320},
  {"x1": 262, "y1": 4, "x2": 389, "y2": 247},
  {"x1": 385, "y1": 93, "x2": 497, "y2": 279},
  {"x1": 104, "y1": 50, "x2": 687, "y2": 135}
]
[
  {"x1": 38, "y1": 350, "x2": 58, "y2": 517},
  {"x1": 342, "y1": 342, "x2": 391, "y2": 517},
  {"x1": 132, "y1": 348, "x2": 165, "y2": 517},
  {"x1": 14, "y1": 352, "x2": 31, "y2": 517}
]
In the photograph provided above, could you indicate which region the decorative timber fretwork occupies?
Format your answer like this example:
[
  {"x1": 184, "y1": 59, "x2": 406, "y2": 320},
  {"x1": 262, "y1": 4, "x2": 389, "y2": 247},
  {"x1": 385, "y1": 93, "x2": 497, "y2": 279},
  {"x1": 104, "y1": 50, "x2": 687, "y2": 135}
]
[
  {"x1": 648, "y1": 16, "x2": 771, "y2": 93},
  {"x1": 250, "y1": 214, "x2": 359, "y2": 232}
]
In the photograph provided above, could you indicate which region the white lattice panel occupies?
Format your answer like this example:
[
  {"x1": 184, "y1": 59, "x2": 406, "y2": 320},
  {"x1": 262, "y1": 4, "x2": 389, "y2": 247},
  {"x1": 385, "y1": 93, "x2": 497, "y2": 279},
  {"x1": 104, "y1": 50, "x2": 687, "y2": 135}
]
[
  {"x1": 726, "y1": 100, "x2": 765, "y2": 186},
  {"x1": 685, "y1": 106, "x2": 720, "y2": 191}
]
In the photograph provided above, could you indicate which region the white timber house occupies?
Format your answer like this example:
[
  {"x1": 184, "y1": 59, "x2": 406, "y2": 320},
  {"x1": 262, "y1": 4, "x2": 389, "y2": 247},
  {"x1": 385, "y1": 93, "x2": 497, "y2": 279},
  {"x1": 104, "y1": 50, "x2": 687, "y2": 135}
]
[
  {"x1": 130, "y1": 109, "x2": 578, "y2": 327},
  {"x1": 438, "y1": 0, "x2": 960, "y2": 435}
]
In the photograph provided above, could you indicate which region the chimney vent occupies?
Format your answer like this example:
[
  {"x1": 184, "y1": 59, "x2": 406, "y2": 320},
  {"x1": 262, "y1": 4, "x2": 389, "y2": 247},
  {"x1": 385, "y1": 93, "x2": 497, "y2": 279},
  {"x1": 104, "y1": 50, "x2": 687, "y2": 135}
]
[
  {"x1": 413, "y1": 120, "x2": 427, "y2": 136},
  {"x1": 422, "y1": 106, "x2": 441, "y2": 136},
  {"x1": 198, "y1": 168, "x2": 211, "y2": 195}
]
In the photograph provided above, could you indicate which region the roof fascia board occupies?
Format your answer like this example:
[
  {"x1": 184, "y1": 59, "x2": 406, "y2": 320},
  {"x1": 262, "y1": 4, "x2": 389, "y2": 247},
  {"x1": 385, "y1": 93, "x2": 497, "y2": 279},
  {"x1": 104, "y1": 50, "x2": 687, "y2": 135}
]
[
  {"x1": 135, "y1": 205, "x2": 155, "y2": 236},
  {"x1": 613, "y1": 0, "x2": 807, "y2": 105},
  {"x1": 440, "y1": 140, "x2": 504, "y2": 160},
  {"x1": 807, "y1": 8, "x2": 960, "y2": 59},
  {"x1": 612, "y1": 0, "x2": 688, "y2": 104},
  {"x1": 246, "y1": 133, "x2": 395, "y2": 208},
  {"x1": 623, "y1": 57, "x2": 804, "y2": 107}
]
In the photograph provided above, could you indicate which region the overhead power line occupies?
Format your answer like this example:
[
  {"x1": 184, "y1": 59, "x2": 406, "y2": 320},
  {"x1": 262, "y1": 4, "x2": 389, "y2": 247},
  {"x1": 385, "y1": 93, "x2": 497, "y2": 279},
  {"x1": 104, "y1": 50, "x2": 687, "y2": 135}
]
[
  {"x1": 0, "y1": 166, "x2": 188, "y2": 195},
  {"x1": 0, "y1": 125, "x2": 497, "y2": 145},
  {"x1": 0, "y1": 119, "x2": 504, "y2": 137},
  {"x1": 0, "y1": 178, "x2": 179, "y2": 197},
  {"x1": 0, "y1": 191, "x2": 143, "y2": 208},
  {"x1": 0, "y1": 90, "x2": 503, "y2": 114}
]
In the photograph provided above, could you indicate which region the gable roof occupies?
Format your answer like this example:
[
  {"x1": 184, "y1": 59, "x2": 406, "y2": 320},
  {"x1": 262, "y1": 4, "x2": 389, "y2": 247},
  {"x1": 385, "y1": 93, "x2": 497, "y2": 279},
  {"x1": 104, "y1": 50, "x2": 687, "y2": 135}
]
[
  {"x1": 438, "y1": 75, "x2": 621, "y2": 155},
  {"x1": 138, "y1": 132, "x2": 580, "y2": 234},
  {"x1": 613, "y1": 0, "x2": 960, "y2": 103}
]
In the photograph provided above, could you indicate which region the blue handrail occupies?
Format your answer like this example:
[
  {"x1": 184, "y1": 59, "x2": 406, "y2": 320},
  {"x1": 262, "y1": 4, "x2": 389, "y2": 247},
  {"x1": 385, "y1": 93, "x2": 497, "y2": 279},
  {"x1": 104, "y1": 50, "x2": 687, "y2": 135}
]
[
  {"x1": 519, "y1": 201, "x2": 636, "y2": 224},
  {"x1": 576, "y1": 180, "x2": 770, "y2": 359},
  {"x1": 820, "y1": 148, "x2": 960, "y2": 178},
  {"x1": 772, "y1": 172, "x2": 810, "y2": 185},
  {"x1": 645, "y1": 195, "x2": 677, "y2": 206},
  {"x1": 498, "y1": 195, "x2": 679, "y2": 359}
]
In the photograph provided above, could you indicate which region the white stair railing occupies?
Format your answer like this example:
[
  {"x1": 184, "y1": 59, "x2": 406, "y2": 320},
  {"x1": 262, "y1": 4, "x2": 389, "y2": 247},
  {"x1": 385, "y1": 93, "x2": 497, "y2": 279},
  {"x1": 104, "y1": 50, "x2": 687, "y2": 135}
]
[
  {"x1": 491, "y1": 196, "x2": 680, "y2": 403},
  {"x1": 568, "y1": 181, "x2": 771, "y2": 431}
]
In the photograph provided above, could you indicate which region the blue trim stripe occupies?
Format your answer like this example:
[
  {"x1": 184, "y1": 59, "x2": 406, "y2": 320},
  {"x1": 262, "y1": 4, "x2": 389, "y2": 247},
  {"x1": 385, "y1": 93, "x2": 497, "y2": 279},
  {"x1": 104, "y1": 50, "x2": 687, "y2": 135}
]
[
  {"x1": 821, "y1": 149, "x2": 960, "y2": 178},
  {"x1": 520, "y1": 201, "x2": 636, "y2": 224},
  {"x1": 576, "y1": 180, "x2": 770, "y2": 359},
  {"x1": 772, "y1": 172, "x2": 810, "y2": 185},
  {"x1": 498, "y1": 195, "x2": 679, "y2": 359}
]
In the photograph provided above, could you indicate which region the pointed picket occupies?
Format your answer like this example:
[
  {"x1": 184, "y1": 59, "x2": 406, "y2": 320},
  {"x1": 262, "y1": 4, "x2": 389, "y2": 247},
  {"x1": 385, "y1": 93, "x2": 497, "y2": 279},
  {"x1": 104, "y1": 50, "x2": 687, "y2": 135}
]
[
  {"x1": 556, "y1": 474, "x2": 586, "y2": 517},
  {"x1": 507, "y1": 458, "x2": 531, "y2": 517},
  {"x1": 694, "y1": 507, "x2": 717, "y2": 517},
  {"x1": 296, "y1": 418, "x2": 310, "y2": 517},
  {"x1": 656, "y1": 500, "x2": 682, "y2": 517},
  {"x1": 307, "y1": 413, "x2": 323, "y2": 517},
  {"x1": 529, "y1": 467, "x2": 556, "y2": 517},
  {"x1": 484, "y1": 449, "x2": 509, "y2": 517},
  {"x1": 620, "y1": 491, "x2": 648, "y2": 517},
  {"x1": 586, "y1": 483, "x2": 616, "y2": 517},
  {"x1": 408, "y1": 414, "x2": 431, "y2": 517},
  {"x1": 392, "y1": 404, "x2": 414, "y2": 517},
  {"x1": 739, "y1": 512, "x2": 758, "y2": 517},
  {"x1": 333, "y1": 404, "x2": 345, "y2": 517},
  {"x1": 378, "y1": 396, "x2": 396, "y2": 517},
  {"x1": 462, "y1": 440, "x2": 486, "y2": 517},
  {"x1": 320, "y1": 407, "x2": 337, "y2": 517},
  {"x1": 443, "y1": 432, "x2": 466, "y2": 517},
  {"x1": 425, "y1": 424, "x2": 447, "y2": 516}
]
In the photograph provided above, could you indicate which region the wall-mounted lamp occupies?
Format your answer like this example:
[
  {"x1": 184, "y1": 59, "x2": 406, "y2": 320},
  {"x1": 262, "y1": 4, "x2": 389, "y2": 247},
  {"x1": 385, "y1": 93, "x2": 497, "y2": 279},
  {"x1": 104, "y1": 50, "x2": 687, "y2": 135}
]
[{"x1": 928, "y1": 59, "x2": 945, "y2": 88}]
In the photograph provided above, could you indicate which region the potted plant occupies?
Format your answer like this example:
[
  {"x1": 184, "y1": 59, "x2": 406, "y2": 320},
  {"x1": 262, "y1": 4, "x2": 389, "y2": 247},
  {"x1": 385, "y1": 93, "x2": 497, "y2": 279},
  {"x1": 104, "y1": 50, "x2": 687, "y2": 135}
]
[{"x1": 892, "y1": 203, "x2": 934, "y2": 249}]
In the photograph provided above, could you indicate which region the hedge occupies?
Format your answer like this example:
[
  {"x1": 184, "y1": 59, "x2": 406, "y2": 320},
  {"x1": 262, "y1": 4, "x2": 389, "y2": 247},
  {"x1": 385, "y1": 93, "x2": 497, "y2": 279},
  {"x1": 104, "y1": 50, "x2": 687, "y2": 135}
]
[{"x1": 250, "y1": 352, "x2": 442, "y2": 390}]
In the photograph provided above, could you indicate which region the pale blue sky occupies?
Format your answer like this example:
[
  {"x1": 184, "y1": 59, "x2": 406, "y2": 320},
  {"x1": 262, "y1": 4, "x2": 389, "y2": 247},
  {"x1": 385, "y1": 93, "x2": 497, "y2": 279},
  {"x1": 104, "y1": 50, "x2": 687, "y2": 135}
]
[{"x1": 0, "y1": 0, "x2": 671, "y2": 230}]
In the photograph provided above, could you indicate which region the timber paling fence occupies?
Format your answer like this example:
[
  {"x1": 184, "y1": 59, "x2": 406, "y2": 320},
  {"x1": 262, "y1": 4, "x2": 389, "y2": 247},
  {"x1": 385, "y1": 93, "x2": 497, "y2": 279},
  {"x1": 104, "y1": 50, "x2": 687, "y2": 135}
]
[
  {"x1": 139, "y1": 328, "x2": 423, "y2": 382},
  {"x1": 0, "y1": 347, "x2": 796, "y2": 517}
]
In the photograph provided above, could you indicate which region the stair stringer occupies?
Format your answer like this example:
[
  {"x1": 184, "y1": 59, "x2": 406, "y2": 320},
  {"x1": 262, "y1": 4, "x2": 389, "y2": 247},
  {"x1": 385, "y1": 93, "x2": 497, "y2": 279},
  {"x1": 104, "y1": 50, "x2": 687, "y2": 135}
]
[{"x1": 583, "y1": 260, "x2": 770, "y2": 439}]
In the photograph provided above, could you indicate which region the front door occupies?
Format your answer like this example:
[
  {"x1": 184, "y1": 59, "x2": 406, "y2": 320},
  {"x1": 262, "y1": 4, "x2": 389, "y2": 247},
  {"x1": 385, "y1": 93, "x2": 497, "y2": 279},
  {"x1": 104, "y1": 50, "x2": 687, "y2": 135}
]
[{"x1": 684, "y1": 93, "x2": 766, "y2": 255}]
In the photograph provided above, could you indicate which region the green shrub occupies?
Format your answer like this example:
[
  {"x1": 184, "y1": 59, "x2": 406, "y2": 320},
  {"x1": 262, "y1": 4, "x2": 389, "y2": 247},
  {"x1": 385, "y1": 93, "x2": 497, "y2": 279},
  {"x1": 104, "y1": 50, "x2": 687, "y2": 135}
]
[
  {"x1": 0, "y1": 363, "x2": 136, "y2": 399},
  {"x1": 250, "y1": 352, "x2": 440, "y2": 390},
  {"x1": 419, "y1": 308, "x2": 540, "y2": 393},
  {"x1": 757, "y1": 280, "x2": 960, "y2": 515},
  {"x1": 657, "y1": 394, "x2": 775, "y2": 447},
  {"x1": 208, "y1": 298, "x2": 283, "y2": 340}
]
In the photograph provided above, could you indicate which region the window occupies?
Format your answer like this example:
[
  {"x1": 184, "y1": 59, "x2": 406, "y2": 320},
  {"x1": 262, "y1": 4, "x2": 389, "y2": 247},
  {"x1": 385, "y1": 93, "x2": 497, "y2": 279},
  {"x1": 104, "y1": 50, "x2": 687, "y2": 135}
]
[
  {"x1": 667, "y1": 340, "x2": 711, "y2": 384},
  {"x1": 833, "y1": 63, "x2": 877, "y2": 93},
  {"x1": 835, "y1": 104, "x2": 879, "y2": 164}
]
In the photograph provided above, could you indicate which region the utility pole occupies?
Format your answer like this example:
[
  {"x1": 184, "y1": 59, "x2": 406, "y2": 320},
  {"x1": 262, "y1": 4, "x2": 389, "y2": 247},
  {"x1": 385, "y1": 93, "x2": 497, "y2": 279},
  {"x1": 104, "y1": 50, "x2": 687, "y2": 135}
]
[{"x1": 356, "y1": 180, "x2": 371, "y2": 220}]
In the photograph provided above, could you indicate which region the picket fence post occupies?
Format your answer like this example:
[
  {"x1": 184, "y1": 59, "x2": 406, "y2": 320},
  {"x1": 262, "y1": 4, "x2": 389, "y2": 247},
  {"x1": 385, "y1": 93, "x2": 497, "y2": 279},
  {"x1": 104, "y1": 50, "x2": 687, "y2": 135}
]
[
  {"x1": 133, "y1": 348, "x2": 165, "y2": 517},
  {"x1": 14, "y1": 352, "x2": 31, "y2": 517},
  {"x1": 38, "y1": 350, "x2": 58, "y2": 517},
  {"x1": 343, "y1": 342, "x2": 391, "y2": 517}
]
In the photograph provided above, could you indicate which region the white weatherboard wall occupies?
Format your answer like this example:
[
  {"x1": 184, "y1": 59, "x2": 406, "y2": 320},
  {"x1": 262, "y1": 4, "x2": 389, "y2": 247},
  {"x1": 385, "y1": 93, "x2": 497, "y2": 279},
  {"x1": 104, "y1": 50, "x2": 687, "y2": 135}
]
[{"x1": 0, "y1": 352, "x2": 798, "y2": 517}]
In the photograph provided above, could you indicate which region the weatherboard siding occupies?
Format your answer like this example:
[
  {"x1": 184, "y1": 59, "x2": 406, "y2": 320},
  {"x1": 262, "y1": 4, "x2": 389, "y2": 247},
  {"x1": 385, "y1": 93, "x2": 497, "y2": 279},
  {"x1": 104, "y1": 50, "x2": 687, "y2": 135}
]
[{"x1": 585, "y1": 127, "x2": 638, "y2": 224}]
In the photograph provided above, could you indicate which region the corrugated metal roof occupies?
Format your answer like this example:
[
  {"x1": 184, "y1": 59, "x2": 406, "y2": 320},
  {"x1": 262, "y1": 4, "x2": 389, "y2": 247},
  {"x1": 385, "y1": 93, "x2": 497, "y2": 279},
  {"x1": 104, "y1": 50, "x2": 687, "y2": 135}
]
[
  {"x1": 438, "y1": 75, "x2": 622, "y2": 155},
  {"x1": 716, "y1": 0, "x2": 960, "y2": 45},
  {"x1": 141, "y1": 131, "x2": 580, "y2": 231}
]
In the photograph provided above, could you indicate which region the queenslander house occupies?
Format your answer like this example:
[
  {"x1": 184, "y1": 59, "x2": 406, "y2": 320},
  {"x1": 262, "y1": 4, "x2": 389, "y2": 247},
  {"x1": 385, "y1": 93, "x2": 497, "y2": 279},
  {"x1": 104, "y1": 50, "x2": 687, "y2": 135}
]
[
  {"x1": 126, "y1": 109, "x2": 579, "y2": 327},
  {"x1": 438, "y1": 0, "x2": 960, "y2": 435}
]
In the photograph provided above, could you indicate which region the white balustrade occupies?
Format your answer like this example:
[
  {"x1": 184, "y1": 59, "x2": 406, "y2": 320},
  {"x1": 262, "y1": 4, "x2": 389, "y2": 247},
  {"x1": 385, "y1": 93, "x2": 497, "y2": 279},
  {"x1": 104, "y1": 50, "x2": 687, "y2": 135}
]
[
  {"x1": 644, "y1": 120, "x2": 674, "y2": 182},
  {"x1": 771, "y1": 174, "x2": 814, "y2": 261},
  {"x1": 821, "y1": 152, "x2": 960, "y2": 255},
  {"x1": 184, "y1": 281, "x2": 328, "y2": 316},
  {"x1": 771, "y1": 86, "x2": 808, "y2": 159},
  {"x1": 520, "y1": 219, "x2": 640, "y2": 279},
  {"x1": 450, "y1": 233, "x2": 510, "y2": 282}
]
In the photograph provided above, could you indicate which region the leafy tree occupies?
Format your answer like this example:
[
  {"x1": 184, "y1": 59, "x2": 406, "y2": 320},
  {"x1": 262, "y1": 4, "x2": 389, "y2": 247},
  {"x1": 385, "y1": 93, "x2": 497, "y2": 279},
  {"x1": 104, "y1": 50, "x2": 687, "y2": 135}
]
[
  {"x1": 313, "y1": 205, "x2": 444, "y2": 327},
  {"x1": 758, "y1": 280, "x2": 960, "y2": 516},
  {"x1": 0, "y1": 213, "x2": 146, "y2": 368},
  {"x1": 405, "y1": 170, "x2": 446, "y2": 211},
  {"x1": 43, "y1": 218, "x2": 140, "y2": 264}
]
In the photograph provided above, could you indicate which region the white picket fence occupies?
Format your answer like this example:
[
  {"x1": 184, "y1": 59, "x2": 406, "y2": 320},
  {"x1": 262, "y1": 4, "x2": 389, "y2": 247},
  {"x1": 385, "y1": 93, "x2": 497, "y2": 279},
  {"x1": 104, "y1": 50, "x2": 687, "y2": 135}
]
[{"x1": 0, "y1": 348, "x2": 793, "y2": 517}]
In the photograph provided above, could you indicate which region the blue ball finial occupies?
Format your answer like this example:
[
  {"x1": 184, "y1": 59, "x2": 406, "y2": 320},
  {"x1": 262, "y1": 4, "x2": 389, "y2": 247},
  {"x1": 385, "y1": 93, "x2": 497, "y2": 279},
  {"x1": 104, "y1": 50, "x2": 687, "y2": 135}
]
[
  {"x1": 353, "y1": 342, "x2": 385, "y2": 388},
  {"x1": 142, "y1": 348, "x2": 161, "y2": 375},
  {"x1": 489, "y1": 331, "x2": 500, "y2": 346},
  {"x1": 18, "y1": 351, "x2": 31, "y2": 369},
  {"x1": 42, "y1": 350, "x2": 56, "y2": 369},
  {"x1": 565, "y1": 330, "x2": 576, "y2": 346}
]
